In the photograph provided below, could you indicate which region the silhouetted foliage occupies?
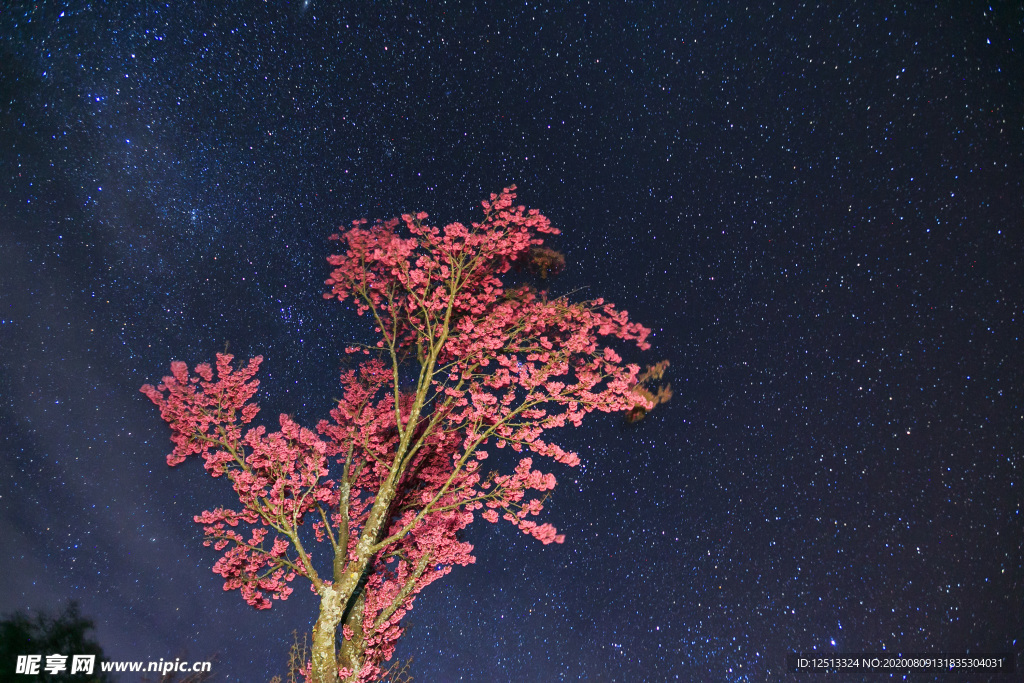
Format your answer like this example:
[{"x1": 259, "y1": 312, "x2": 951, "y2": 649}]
[{"x1": 0, "y1": 602, "x2": 111, "y2": 683}]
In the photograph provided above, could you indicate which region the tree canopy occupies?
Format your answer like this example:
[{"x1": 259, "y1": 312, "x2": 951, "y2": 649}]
[{"x1": 142, "y1": 187, "x2": 655, "y2": 682}]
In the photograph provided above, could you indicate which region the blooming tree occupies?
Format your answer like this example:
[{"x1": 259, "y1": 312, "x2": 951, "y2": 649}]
[{"x1": 141, "y1": 187, "x2": 653, "y2": 683}]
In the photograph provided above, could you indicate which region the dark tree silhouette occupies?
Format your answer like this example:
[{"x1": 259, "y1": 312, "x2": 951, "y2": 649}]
[{"x1": 0, "y1": 602, "x2": 111, "y2": 683}]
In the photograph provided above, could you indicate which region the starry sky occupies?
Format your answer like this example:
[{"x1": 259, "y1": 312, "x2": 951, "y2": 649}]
[{"x1": 1, "y1": 2, "x2": 1022, "y2": 681}]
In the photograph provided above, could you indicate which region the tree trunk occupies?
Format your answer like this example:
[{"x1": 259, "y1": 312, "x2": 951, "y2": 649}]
[
  {"x1": 311, "y1": 586, "x2": 344, "y2": 683},
  {"x1": 338, "y1": 589, "x2": 366, "y2": 680},
  {"x1": 313, "y1": 485, "x2": 393, "y2": 682},
  {"x1": 311, "y1": 570, "x2": 371, "y2": 683}
]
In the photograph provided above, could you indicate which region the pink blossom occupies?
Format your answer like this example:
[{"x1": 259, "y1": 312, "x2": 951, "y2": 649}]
[{"x1": 141, "y1": 186, "x2": 654, "y2": 683}]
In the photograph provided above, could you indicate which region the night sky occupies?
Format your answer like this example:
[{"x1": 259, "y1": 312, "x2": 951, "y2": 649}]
[{"x1": 2, "y1": 2, "x2": 1022, "y2": 681}]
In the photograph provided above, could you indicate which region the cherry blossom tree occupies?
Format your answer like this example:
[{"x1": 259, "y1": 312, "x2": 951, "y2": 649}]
[{"x1": 141, "y1": 187, "x2": 654, "y2": 683}]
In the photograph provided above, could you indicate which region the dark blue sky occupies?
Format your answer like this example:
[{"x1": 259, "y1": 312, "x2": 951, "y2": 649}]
[{"x1": 1, "y1": 2, "x2": 1021, "y2": 681}]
